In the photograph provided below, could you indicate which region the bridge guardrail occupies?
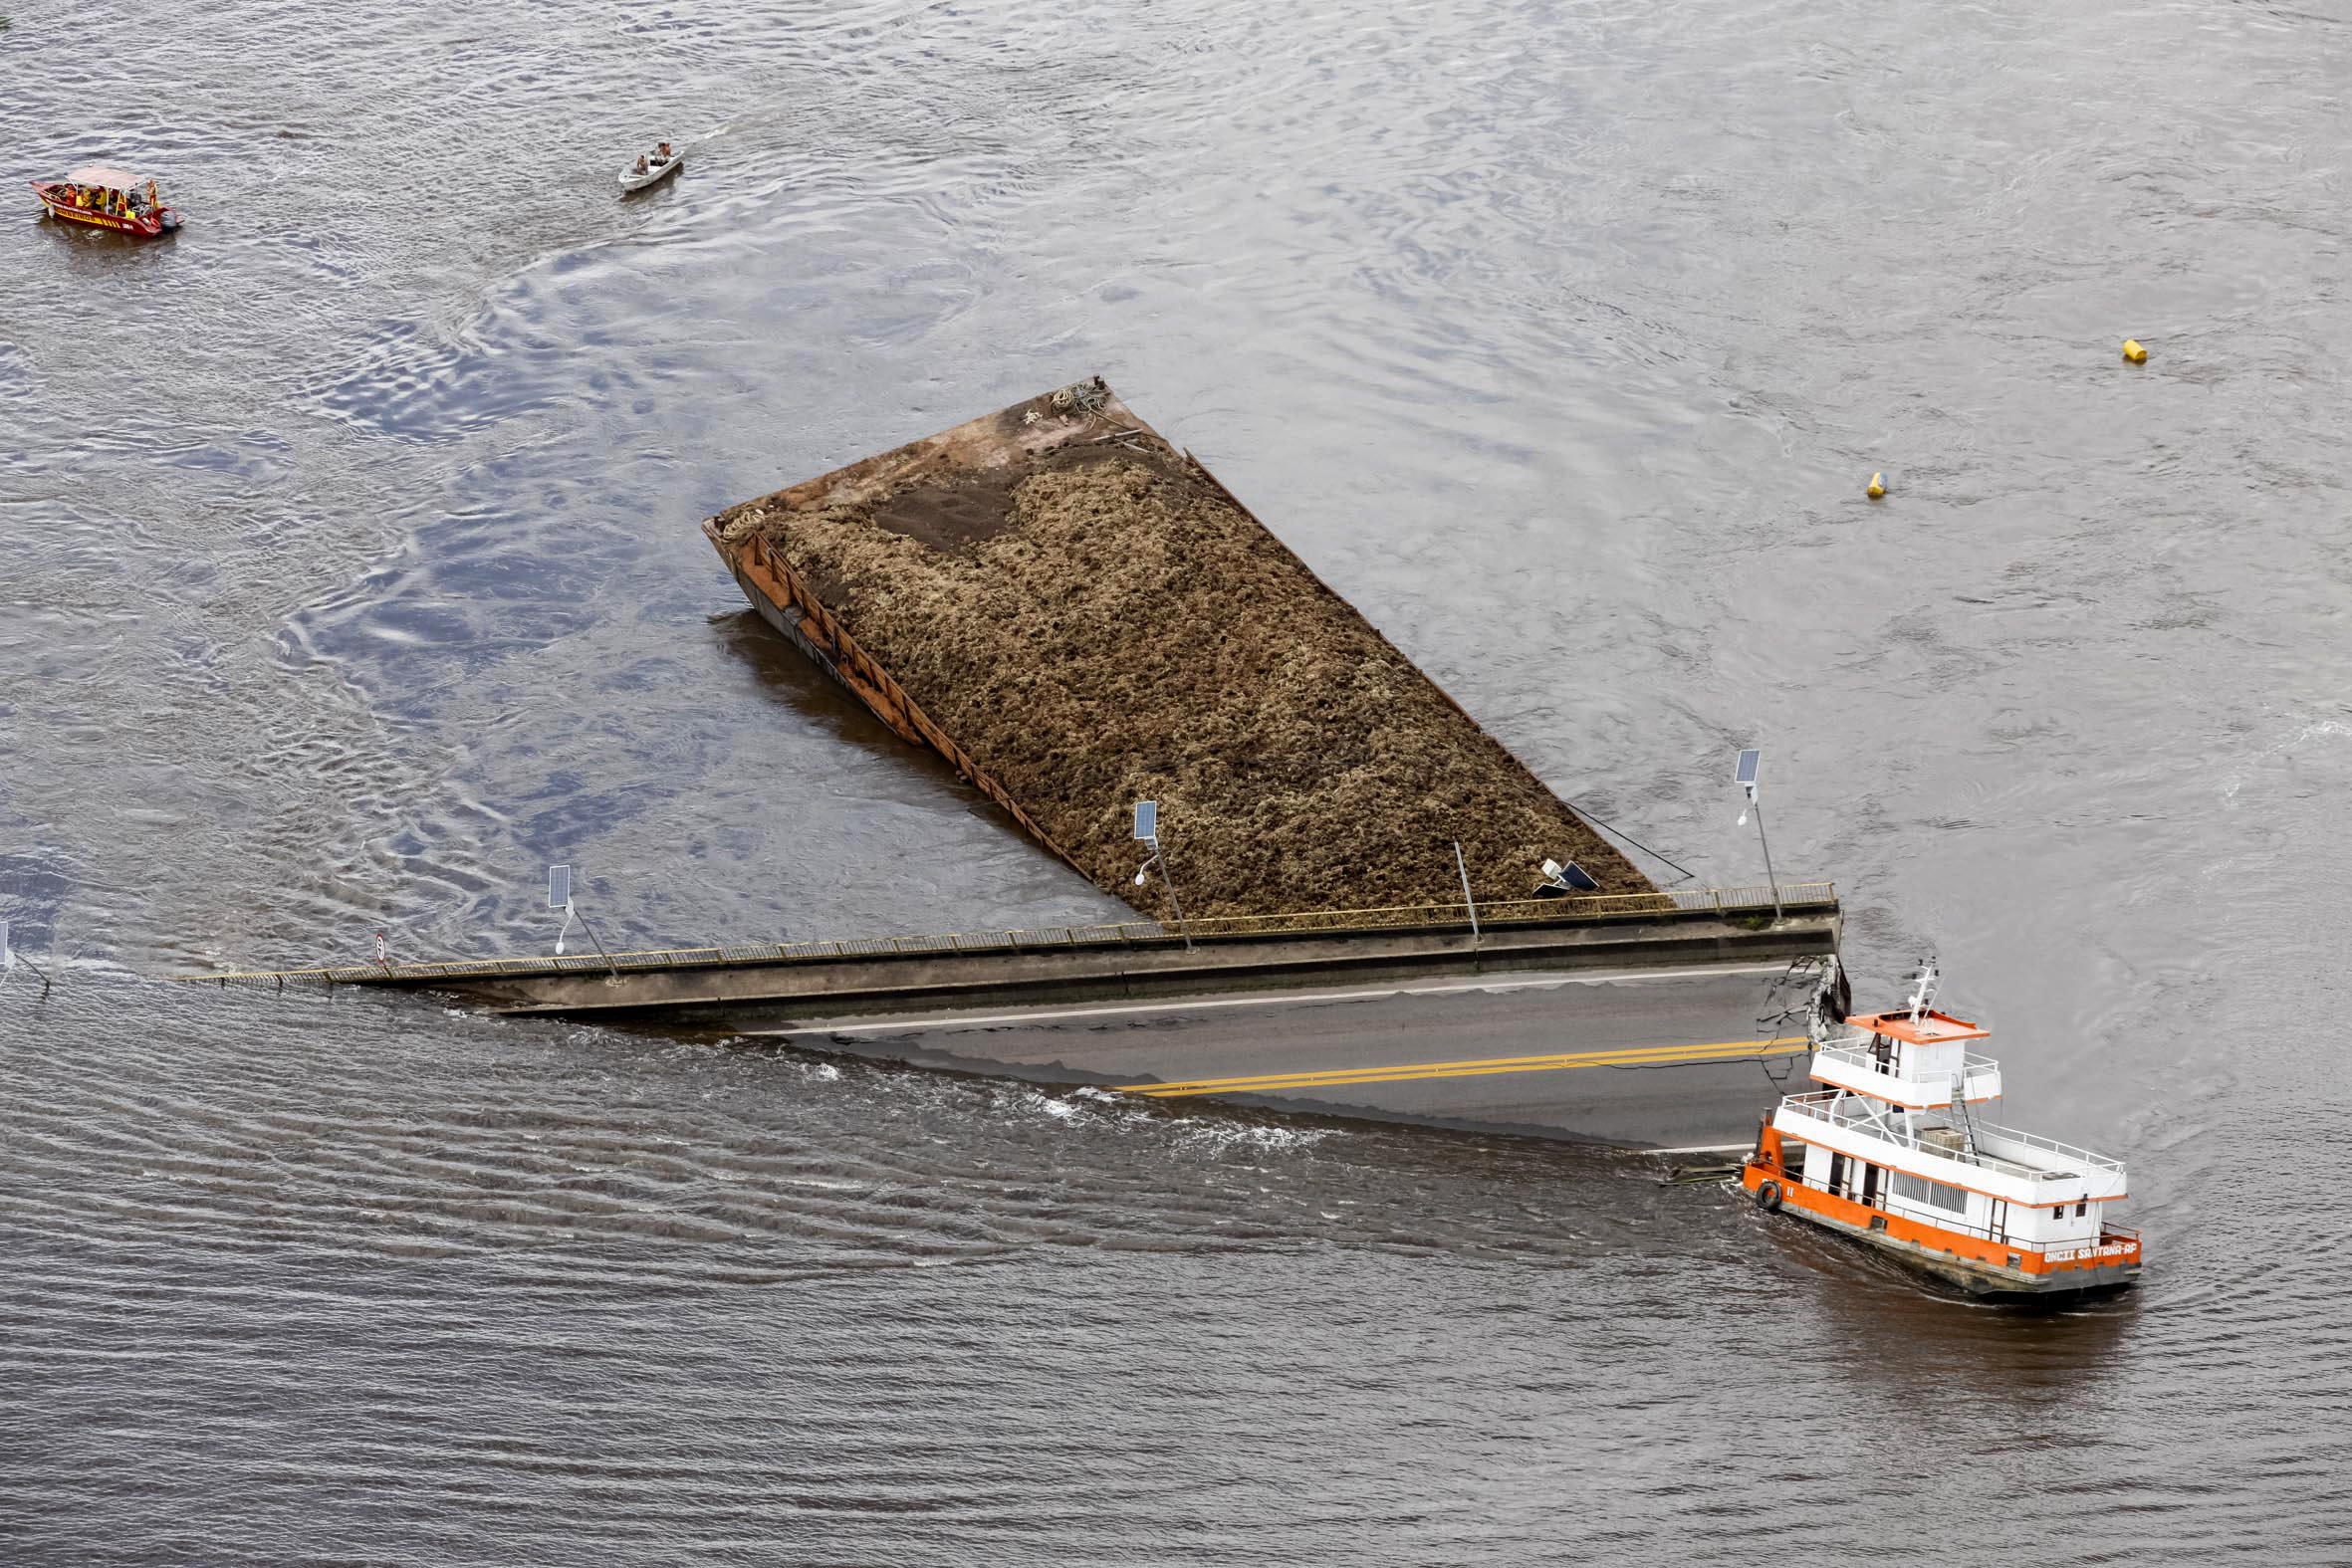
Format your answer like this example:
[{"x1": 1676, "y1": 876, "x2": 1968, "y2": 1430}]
[{"x1": 182, "y1": 880, "x2": 1837, "y2": 992}]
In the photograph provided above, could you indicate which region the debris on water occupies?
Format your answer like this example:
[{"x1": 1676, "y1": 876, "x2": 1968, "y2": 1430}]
[
  {"x1": 1664, "y1": 1161, "x2": 1743, "y2": 1184},
  {"x1": 2123, "y1": 338, "x2": 2148, "y2": 363}
]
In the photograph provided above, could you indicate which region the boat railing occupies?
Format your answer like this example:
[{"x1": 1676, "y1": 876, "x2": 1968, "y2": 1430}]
[
  {"x1": 1812, "y1": 1042, "x2": 1999, "y2": 1090},
  {"x1": 1802, "y1": 1193, "x2": 2014, "y2": 1248},
  {"x1": 1775, "y1": 1091, "x2": 2102, "y2": 1182},
  {"x1": 1763, "y1": 1173, "x2": 2140, "y2": 1255},
  {"x1": 1967, "y1": 1119, "x2": 2126, "y2": 1175}
]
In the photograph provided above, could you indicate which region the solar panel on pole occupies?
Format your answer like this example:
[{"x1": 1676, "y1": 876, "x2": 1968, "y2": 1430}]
[
  {"x1": 548, "y1": 864, "x2": 572, "y2": 910},
  {"x1": 1132, "y1": 800, "x2": 1157, "y2": 841},
  {"x1": 1730, "y1": 751, "x2": 1783, "y2": 920},
  {"x1": 0, "y1": 918, "x2": 11, "y2": 971}
]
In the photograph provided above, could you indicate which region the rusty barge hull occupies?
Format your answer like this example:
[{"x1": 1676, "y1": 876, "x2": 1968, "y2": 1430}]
[
  {"x1": 704, "y1": 381, "x2": 1651, "y2": 920},
  {"x1": 714, "y1": 521, "x2": 1086, "y2": 874}
]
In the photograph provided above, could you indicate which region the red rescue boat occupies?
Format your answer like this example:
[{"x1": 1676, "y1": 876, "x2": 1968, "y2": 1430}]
[{"x1": 32, "y1": 164, "x2": 181, "y2": 236}]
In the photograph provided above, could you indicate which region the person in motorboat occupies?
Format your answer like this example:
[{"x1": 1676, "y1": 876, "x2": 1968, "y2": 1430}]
[
  {"x1": 634, "y1": 154, "x2": 650, "y2": 174},
  {"x1": 654, "y1": 140, "x2": 672, "y2": 164}
]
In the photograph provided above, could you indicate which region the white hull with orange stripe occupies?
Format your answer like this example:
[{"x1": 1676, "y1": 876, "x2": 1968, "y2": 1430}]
[{"x1": 1754, "y1": 1172, "x2": 2141, "y2": 1296}]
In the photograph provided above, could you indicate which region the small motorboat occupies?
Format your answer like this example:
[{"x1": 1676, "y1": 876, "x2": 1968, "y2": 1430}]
[
  {"x1": 33, "y1": 165, "x2": 181, "y2": 236},
  {"x1": 618, "y1": 142, "x2": 683, "y2": 193}
]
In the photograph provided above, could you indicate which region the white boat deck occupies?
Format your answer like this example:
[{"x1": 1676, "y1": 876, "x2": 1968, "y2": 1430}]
[
  {"x1": 1811, "y1": 1038, "x2": 2001, "y2": 1105},
  {"x1": 1774, "y1": 1089, "x2": 2126, "y2": 1199}
]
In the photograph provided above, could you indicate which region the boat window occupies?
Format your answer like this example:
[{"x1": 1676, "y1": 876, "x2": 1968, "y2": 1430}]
[
  {"x1": 2075, "y1": 1201, "x2": 2087, "y2": 1218},
  {"x1": 2051, "y1": 1206, "x2": 2064, "y2": 1220}
]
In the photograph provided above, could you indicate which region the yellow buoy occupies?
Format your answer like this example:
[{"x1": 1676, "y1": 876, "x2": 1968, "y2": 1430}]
[
  {"x1": 2122, "y1": 338, "x2": 2148, "y2": 363},
  {"x1": 1866, "y1": 472, "x2": 1886, "y2": 499}
]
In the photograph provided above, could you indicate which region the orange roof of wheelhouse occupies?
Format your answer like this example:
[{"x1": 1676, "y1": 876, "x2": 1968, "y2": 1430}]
[{"x1": 1843, "y1": 1008, "x2": 1990, "y2": 1045}]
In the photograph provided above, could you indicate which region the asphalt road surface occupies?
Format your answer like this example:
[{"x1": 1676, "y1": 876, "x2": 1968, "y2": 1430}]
[{"x1": 754, "y1": 961, "x2": 1818, "y2": 1146}]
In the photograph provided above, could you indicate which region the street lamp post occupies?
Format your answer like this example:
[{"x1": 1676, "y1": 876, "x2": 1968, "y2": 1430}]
[
  {"x1": 1453, "y1": 840, "x2": 1481, "y2": 940},
  {"x1": 1132, "y1": 800, "x2": 1193, "y2": 951},
  {"x1": 0, "y1": 918, "x2": 51, "y2": 997},
  {"x1": 549, "y1": 863, "x2": 619, "y2": 976},
  {"x1": 1734, "y1": 749, "x2": 1784, "y2": 920}
]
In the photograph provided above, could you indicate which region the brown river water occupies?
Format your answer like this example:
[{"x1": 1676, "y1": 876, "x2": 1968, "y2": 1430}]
[{"x1": 4, "y1": 1, "x2": 2349, "y2": 1561}]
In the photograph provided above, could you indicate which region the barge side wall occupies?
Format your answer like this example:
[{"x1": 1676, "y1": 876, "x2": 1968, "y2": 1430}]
[{"x1": 714, "y1": 521, "x2": 1089, "y2": 878}]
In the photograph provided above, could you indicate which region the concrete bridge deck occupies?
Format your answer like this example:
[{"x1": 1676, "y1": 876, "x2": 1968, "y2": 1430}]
[
  {"x1": 183, "y1": 884, "x2": 1842, "y2": 1146},
  {"x1": 185, "y1": 882, "x2": 1838, "y2": 1026}
]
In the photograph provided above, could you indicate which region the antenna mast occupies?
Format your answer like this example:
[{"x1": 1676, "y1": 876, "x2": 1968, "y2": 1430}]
[{"x1": 1907, "y1": 957, "x2": 1939, "y2": 1023}]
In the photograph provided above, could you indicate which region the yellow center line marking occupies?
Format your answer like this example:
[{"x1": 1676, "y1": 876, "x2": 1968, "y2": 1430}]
[{"x1": 1118, "y1": 1036, "x2": 1810, "y2": 1097}]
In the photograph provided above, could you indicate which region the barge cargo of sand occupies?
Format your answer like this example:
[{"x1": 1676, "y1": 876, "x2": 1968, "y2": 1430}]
[{"x1": 704, "y1": 378, "x2": 1648, "y2": 921}]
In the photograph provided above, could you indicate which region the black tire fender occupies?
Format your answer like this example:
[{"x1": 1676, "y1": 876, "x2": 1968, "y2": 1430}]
[{"x1": 1755, "y1": 1179, "x2": 1782, "y2": 1213}]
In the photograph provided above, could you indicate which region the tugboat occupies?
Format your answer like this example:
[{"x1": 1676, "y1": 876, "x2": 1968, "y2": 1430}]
[
  {"x1": 1743, "y1": 961, "x2": 2142, "y2": 1299},
  {"x1": 32, "y1": 166, "x2": 181, "y2": 236}
]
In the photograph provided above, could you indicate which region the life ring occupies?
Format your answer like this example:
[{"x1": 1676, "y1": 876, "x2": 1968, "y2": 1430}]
[{"x1": 1754, "y1": 1180, "x2": 1782, "y2": 1213}]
